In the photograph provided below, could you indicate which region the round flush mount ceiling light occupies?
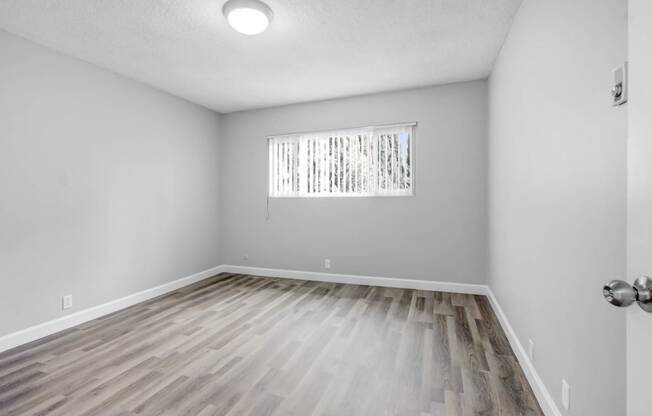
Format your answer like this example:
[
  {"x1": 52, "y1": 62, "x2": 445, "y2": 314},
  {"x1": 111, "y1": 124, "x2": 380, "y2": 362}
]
[{"x1": 223, "y1": 0, "x2": 273, "y2": 35}]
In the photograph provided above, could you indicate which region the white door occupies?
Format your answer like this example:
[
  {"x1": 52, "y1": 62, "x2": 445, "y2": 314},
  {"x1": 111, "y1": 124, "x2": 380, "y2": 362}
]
[{"x1": 627, "y1": 1, "x2": 652, "y2": 415}]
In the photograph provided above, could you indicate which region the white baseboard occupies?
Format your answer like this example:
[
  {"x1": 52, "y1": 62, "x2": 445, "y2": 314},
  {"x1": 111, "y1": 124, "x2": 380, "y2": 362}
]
[
  {"x1": 0, "y1": 265, "x2": 488, "y2": 352},
  {"x1": 0, "y1": 264, "x2": 486, "y2": 354},
  {"x1": 0, "y1": 265, "x2": 224, "y2": 354},
  {"x1": 220, "y1": 264, "x2": 489, "y2": 295},
  {"x1": 486, "y1": 288, "x2": 562, "y2": 416},
  {"x1": 0, "y1": 262, "x2": 558, "y2": 416}
]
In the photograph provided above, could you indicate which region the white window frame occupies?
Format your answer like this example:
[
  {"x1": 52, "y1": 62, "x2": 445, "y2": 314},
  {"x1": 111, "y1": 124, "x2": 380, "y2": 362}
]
[{"x1": 267, "y1": 122, "x2": 416, "y2": 198}]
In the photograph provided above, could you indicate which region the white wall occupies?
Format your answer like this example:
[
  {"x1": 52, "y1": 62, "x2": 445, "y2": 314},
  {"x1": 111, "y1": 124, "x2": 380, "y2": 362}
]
[
  {"x1": 626, "y1": 1, "x2": 652, "y2": 415},
  {"x1": 0, "y1": 31, "x2": 221, "y2": 337},
  {"x1": 488, "y1": 0, "x2": 627, "y2": 415},
  {"x1": 219, "y1": 81, "x2": 488, "y2": 284}
]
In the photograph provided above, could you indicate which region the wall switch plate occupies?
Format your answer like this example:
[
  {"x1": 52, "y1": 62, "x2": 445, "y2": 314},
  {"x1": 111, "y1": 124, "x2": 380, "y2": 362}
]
[
  {"x1": 612, "y1": 62, "x2": 628, "y2": 106},
  {"x1": 561, "y1": 379, "x2": 571, "y2": 411},
  {"x1": 528, "y1": 339, "x2": 535, "y2": 361},
  {"x1": 324, "y1": 259, "x2": 331, "y2": 269},
  {"x1": 62, "y1": 294, "x2": 73, "y2": 310}
]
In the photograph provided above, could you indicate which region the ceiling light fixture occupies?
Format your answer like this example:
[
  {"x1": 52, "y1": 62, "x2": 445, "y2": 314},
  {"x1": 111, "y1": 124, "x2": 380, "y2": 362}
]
[{"x1": 223, "y1": 0, "x2": 273, "y2": 35}]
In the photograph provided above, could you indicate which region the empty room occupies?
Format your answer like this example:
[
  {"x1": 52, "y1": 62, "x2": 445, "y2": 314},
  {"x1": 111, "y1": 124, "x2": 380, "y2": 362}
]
[{"x1": 1, "y1": 0, "x2": 650, "y2": 415}]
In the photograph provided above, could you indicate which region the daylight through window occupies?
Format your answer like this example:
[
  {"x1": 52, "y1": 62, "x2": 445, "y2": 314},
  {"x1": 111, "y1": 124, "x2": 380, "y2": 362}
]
[{"x1": 268, "y1": 123, "x2": 414, "y2": 197}]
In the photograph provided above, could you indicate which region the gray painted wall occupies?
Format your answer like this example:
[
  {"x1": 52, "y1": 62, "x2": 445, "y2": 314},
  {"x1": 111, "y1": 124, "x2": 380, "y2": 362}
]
[
  {"x1": 0, "y1": 31, "x2": 221, "y2": 337},
  {"x1": 627, "y1": 1, "x2": 652, "y2": 415},
  {"x1": 488, "y1": 0, "x2": 627, "y2": 415},
  {"x1": 219, "y1": 81, "x2": 488, "y2": 284}
]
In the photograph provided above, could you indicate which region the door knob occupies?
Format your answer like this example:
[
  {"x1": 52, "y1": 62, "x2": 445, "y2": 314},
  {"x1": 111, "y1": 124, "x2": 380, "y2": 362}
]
[{"x1": 603, "y1": 276, "x2": 652, "y2": 312}]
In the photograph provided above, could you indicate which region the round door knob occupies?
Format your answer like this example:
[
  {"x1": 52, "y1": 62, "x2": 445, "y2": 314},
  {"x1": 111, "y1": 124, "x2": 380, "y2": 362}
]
[{"x1": 603, "y1": 280, "x2": 637, "y2": 307}]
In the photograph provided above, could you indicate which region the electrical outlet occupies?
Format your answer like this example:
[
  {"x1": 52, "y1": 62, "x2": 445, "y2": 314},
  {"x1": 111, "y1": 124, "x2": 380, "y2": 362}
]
[
  {"x1": 528, "y1": 339, "x2": 534, "y2": 361},
  {"x1": 62, "y1": 294, "x2": 73, "y2": 310},
  {"x1": 324, "y1": 258, "x2": 331, "y2": 269},
  {"x1": 561, "y1": 379, "x2": 571, "y2": 411}
]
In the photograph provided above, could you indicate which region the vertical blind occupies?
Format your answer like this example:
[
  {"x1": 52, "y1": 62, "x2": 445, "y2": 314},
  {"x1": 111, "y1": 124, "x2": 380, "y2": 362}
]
[{"x1": 268, "y1": 123, "x2": 414, "y2": 197}]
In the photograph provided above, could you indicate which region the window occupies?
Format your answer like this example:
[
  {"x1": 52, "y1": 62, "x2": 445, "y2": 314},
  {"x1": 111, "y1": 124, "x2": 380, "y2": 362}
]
[{"x1": 268, "y1": 123, "x2": 415, "y2": 197}]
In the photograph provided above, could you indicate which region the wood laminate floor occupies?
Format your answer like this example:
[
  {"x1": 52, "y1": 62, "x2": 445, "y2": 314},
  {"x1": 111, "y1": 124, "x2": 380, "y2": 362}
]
[{"x1": 0, "y1": 273, "x2": 543, "y2": 416}]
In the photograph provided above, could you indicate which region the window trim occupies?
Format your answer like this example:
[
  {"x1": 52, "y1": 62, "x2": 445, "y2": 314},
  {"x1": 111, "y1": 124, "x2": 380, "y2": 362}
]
[{"x1": 267, "y1": 122, "x2": 416, "y2": 199}]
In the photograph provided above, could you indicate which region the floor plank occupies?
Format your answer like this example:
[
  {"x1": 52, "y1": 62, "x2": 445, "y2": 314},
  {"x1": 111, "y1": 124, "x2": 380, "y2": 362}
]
[{"x1": 0, "y1": 273, "x2": 543, "y2": 416}]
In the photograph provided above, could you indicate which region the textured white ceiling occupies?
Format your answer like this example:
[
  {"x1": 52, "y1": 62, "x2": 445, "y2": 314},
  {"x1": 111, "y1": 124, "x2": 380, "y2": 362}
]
[{"x1": 0, "y1": 0, "x2": 522, "y2": 113}]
